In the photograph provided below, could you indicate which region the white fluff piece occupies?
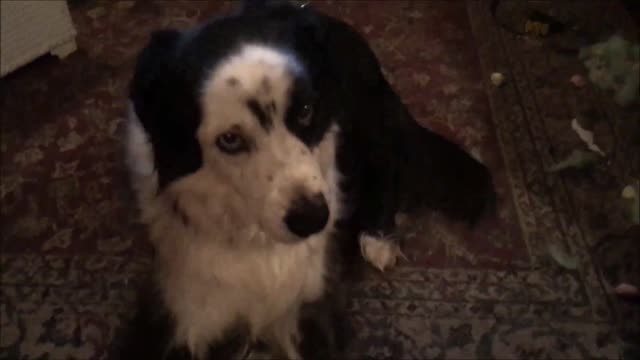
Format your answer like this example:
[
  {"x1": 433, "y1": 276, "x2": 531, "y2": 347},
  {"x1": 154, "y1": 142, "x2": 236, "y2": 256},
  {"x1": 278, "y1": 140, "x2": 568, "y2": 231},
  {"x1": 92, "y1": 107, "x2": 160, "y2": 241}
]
[{"x1": 571, "y1": 118, "x2": 605, "y2": 156}]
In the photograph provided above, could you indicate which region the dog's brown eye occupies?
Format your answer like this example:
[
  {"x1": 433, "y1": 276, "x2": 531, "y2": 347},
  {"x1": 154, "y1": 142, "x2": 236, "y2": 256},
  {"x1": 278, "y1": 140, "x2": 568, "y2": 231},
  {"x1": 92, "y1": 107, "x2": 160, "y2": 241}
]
[
  {"x1": 298, "y1": 104, "x2": 313, "y2": 126},
  {"x1": 216, "y1": 131, "x2": 248, "y2": 154}
]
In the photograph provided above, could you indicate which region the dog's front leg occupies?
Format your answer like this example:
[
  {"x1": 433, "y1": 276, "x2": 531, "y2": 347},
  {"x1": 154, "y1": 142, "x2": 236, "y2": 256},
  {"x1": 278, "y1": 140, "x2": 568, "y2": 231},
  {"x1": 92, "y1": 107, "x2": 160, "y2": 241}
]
[
  {"x1": 297, "y1": 293, "x2": 350, "y2": 360},
  {"x1": 261, "y1": 308, "x2": 301, "y2": 359},
  {"x1": 356, "y1": 159, "x2": 406, "y2": 272}
]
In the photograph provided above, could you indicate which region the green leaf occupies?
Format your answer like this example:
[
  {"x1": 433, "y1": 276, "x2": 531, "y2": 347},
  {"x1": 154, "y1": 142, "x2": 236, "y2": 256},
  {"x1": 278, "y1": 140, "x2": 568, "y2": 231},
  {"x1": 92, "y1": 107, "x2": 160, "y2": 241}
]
[
  {"x1": 622, "y1": 180, "x2": 640, "y2": 224},
  {"x1": 546, "y1": 149, "x2": 599, "y2": 173},
  {"x1": 548, "y1": 242, "x2": 579, "y2": 270}
]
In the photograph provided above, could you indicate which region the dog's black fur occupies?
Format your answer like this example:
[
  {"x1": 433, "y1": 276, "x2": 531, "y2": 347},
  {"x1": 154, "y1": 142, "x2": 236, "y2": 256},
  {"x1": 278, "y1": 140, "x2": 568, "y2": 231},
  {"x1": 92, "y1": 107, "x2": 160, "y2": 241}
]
[{"x1": 113, "y1": 0, "x2": 495, "y2": 358}]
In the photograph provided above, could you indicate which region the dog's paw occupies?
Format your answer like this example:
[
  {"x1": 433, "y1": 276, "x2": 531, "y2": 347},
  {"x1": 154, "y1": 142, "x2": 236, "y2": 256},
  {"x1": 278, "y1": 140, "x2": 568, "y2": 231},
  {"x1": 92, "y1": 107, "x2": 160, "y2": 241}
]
[{"x1": 358, "y1": 233, "x2": 406, "y2": 272}]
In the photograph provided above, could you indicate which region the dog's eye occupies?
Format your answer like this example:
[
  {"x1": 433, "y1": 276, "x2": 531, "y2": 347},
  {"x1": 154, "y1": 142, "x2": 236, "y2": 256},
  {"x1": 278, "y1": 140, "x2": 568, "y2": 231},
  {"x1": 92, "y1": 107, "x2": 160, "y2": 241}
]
[
  {"x1": 215, "y1": 131, "x2": 248, "y2": 154},
  {"x1": 298, "y1": 104, "x2": 313, "y2": 126}
]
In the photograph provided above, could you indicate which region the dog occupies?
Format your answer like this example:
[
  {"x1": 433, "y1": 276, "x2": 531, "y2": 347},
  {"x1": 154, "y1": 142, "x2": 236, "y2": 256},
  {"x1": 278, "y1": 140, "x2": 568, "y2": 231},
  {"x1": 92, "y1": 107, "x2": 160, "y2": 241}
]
[{"x1": 113, "y1": 0, "x2": 495, "y2": 358}]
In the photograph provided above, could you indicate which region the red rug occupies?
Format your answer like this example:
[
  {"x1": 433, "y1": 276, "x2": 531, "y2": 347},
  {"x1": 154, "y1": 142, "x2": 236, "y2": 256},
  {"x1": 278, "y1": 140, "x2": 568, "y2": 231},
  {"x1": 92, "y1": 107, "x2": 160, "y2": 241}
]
[{"x1": 1, "y1": 1, "x2": 637, "y2": 358}]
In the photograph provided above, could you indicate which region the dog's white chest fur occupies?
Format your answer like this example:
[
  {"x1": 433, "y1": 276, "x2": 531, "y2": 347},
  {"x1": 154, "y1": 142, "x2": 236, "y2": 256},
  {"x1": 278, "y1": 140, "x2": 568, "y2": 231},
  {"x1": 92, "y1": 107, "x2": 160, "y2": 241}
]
[{"x1": 162, "y1": 231, "x2": 328, "y2": 353}]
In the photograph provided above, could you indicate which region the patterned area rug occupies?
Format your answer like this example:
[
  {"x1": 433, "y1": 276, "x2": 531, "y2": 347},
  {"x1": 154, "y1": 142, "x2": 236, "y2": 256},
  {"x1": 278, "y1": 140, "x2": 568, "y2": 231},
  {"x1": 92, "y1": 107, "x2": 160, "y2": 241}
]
[{"x1": 1, "y1": 1, "x2": 638, "y2": 359}]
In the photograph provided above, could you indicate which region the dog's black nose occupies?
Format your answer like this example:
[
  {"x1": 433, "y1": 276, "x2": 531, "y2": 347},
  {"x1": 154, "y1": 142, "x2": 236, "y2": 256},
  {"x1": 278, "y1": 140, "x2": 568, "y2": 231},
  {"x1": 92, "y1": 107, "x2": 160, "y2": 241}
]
[{"x1": 284, "y1": 193, "x2": 329, "y2": 238}]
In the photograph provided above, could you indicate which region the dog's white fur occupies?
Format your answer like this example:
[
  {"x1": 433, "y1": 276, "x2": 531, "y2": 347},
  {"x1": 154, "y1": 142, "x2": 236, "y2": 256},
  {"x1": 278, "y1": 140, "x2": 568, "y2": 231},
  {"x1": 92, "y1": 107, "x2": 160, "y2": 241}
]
[{"x1": 126, "y1": 45, "x2": 343, "y2": 358}]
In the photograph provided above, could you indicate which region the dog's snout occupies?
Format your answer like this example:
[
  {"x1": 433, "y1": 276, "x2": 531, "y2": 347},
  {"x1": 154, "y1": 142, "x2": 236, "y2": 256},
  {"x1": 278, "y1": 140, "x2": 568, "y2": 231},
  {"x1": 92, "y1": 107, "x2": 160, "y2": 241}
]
[{"x1": 284, "y1": 193, "x2": 329, "y2": 238}]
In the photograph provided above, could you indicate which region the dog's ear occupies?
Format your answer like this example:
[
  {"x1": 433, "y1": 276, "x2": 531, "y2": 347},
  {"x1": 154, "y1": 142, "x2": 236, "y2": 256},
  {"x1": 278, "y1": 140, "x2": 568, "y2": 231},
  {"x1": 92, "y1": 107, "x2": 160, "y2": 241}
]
[
  {"x1": 130, "y1": 30, "x2": 181, "y2": 114},
  {"x1": 130, "y1": 29, "x2": 187, "y2": 141},
  {"x1": 240, "y1": 0, "x2": 274, "y2": 13},
  {"x1": 291, "y1": 6, "x2": 328, "y2": 79},
  {"x1": 129, "y1": 30, "x2": 204, "y2": 190},
  {"x1": 240, "y1": 0, "x2": 267, "y2": 12},
  {"x1": 240, "y1": 0, "x2": 301, "y2": 14}
]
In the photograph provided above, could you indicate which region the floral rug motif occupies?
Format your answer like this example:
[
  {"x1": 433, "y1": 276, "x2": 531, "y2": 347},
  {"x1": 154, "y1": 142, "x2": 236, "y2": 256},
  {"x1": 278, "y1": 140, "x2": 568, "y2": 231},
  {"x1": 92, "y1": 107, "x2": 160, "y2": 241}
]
[{"x1": 1, "y1": 1, "x2": 637, "y2": 359}]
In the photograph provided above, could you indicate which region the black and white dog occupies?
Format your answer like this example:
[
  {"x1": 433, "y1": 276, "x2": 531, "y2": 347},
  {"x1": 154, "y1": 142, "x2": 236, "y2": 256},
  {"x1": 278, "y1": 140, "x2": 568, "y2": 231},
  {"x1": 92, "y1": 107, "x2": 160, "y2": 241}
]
[{"x1": 114, "y1": 0, "x2": 495, "y2": 358}]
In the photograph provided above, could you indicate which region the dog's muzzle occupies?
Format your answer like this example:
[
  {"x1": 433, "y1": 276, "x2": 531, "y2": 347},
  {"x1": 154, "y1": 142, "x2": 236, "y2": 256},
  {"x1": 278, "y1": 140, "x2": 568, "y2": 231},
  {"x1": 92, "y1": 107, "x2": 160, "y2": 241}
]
[{"x1": 283, "y1": 193, "x2": 329, "y2": 238}]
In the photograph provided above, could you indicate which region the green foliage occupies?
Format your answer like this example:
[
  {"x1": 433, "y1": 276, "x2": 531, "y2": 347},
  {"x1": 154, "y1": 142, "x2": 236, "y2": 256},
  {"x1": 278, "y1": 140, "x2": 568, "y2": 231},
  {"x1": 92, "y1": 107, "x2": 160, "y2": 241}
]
[{"x1": 579, "y1": 35, "x2": 640, "y2": 106}]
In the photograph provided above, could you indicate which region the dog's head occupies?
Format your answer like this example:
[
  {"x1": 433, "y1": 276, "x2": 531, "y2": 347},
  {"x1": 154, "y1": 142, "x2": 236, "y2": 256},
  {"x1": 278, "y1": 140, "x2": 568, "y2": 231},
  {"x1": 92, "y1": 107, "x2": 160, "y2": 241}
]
[{"x1": 129, "y1": 2, "x2": 336, "y2": 244}]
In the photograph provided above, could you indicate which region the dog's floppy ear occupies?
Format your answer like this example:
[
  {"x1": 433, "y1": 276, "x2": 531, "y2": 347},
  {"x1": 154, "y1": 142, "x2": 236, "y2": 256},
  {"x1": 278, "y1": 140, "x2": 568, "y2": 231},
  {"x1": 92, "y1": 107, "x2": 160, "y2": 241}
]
[
  {"x1": 130, "y1": 30, "x2": 204, "y2": 190},
  {"x1": 130, "y1": 30, "x2": 181, "y2": 115},
  {"x1": 241, "y1": 0, "x2": 268, "y2": 12},
  {"x1": 240, "y1": 0, "x2": 271, "y2": 14},
  {"x1": 240, "y1": 0, "x2": 296, "y2": 14},
  {"x1": 291, "y1": 5, "x2": 328, "y2": 78}
]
